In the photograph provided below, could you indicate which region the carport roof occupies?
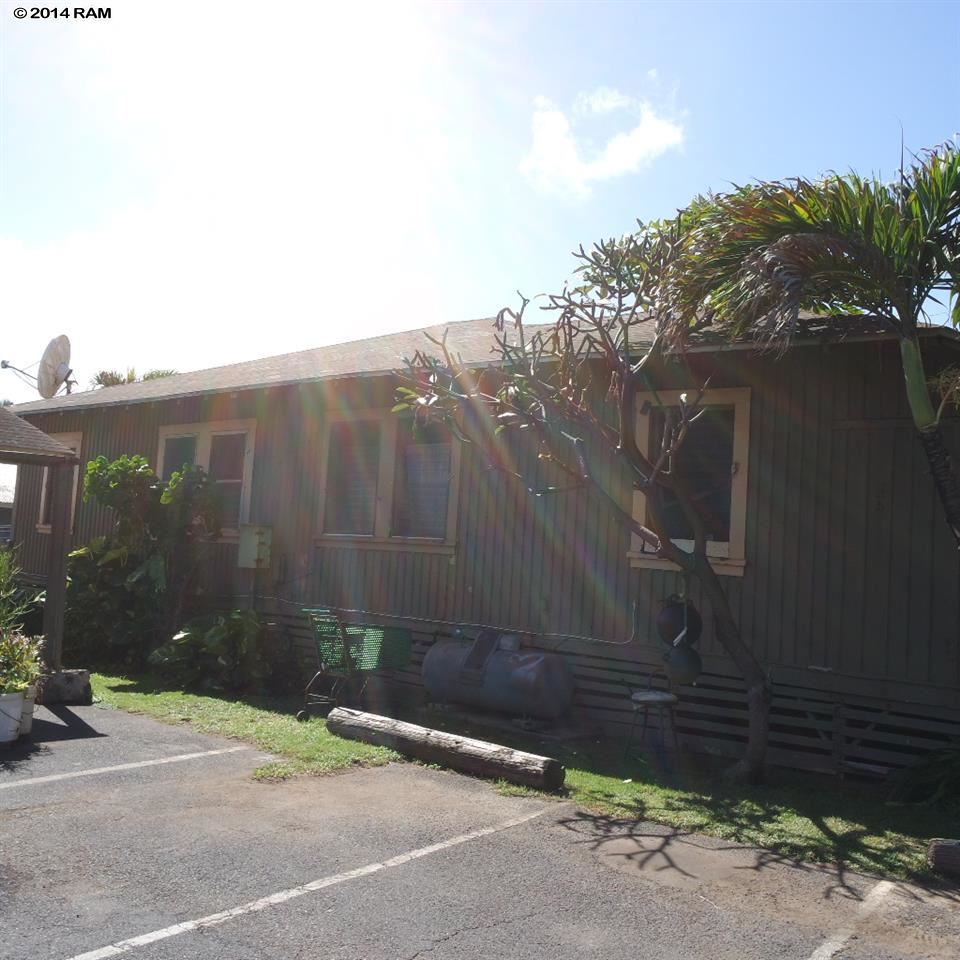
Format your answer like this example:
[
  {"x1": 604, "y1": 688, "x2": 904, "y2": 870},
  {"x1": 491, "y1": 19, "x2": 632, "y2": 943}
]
[{"x1": 0, "y1": 405, "x2": 78, "y2": 466}]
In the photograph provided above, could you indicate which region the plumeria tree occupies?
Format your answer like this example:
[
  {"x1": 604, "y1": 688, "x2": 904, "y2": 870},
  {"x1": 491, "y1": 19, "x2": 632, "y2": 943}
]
[{"x1": 399, "y1": 222, "x2": 773, "y2": 783}]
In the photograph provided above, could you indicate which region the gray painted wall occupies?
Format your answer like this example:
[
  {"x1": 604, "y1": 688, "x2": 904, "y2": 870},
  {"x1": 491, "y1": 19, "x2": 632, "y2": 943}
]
[{"x1": 14, "y1": 339, "x2": 960, "y2": 721}]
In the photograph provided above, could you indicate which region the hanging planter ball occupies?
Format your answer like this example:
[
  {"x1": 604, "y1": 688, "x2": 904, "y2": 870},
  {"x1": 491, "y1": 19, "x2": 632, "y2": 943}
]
[
  {"x1": 663, "y1": 644, "x2": 702, "y2": 686},
  {"x1": 656, "y1": 596, "x2": 702, "y2": 648}
]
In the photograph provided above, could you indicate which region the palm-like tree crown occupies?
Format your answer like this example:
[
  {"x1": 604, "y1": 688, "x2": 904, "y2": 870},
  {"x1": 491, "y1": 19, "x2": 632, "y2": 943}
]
[{"x1": 667, "y1": 144, "x2": 960, "y2": 345}]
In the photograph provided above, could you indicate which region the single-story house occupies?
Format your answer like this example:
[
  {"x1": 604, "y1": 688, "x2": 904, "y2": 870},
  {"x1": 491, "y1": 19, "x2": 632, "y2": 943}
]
[{"x1": 10, "y1": 317, "x2": 960, "y2": 775}]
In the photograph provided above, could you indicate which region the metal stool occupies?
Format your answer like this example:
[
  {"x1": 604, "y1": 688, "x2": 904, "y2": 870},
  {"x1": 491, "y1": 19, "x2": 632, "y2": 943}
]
[{"x1": 625, "y1": 673, "x2": 679, "y2": 753}]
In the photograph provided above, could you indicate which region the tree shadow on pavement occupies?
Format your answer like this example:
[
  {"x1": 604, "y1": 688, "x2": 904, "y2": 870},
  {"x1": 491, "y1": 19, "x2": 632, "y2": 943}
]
[{"x1": 555, "y1": 784, "x2": 960, "y2": 904}]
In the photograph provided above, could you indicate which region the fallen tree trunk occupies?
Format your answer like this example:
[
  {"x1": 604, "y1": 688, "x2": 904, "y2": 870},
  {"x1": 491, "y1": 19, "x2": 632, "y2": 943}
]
[{"x1": 326, "y1": 707, "x2": 565, "y2": 791}]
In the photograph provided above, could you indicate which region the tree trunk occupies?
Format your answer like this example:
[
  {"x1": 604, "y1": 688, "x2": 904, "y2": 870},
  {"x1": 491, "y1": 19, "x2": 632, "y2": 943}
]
[
  {"x1": 692, "y1": 554, "x2": 771, "y2": 784},
  {"x1": 899, "y1": 335, "x2": 960, "y2": 547},
  {"x1": 327, "y1": 707, "x2": 566, "y2": 790},
  {"x1": 917, "y1": 426, "x2": 960, "y2": 546}
]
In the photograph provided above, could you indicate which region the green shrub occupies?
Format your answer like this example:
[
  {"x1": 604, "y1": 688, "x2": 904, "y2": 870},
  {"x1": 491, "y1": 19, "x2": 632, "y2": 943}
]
[
  {"x1": 0, "y1": 632, "x2": 43, "y2": 694},
  {"x1": 64, "y1": 456, "x2": 222, "y2": 669},
  {"x1": 65, "y1": 536, "x2": 165, "y2": 669},
  {"x1": 889, "y1": 745, "x2": 960, "y2": 806},
  {"x1": 0, "y1": 546, "x2": 41, "y2": 638},
  {"x1": 149, "y1": 610, "x2": 271, "y2": 694}
]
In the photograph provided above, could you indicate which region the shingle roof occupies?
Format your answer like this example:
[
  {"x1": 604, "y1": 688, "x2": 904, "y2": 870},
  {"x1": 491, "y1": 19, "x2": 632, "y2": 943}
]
[
  {"x1": 12, "y1": 317, "x2": 538, "y2": 415},
  {"x1": 10, "y1": 314, "x2": 956, "y2": 416},
  {"x1": 0, "y1": 406, "x2": 77, "y2": 462}
]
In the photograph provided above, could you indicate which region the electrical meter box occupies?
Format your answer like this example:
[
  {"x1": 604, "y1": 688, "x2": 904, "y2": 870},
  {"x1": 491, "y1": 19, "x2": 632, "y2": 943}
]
[{"x1": 238, "y1": 524, "x2": 272, "y2": 570}]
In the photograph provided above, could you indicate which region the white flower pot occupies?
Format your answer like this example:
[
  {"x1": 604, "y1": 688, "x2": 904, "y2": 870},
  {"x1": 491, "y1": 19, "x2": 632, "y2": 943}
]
[
  {"x1": 0, "y1": 691, "x2": 25, "y2": 745},
  {"x1": 19, "y1": 684, "x2": 37, "y2": 738}
]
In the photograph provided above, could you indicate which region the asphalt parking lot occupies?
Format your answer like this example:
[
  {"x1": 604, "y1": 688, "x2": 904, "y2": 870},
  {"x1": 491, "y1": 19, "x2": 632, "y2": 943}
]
[{"x1": 1, "y1": 705, "x2": 957, "y2": 960}]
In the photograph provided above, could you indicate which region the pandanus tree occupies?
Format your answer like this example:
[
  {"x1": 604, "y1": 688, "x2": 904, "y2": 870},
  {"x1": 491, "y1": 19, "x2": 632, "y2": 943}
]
[
  {"x1": 665, "y1": 144, "x2": 960, "y2": 543},
  {"x1": 400, "y1": 221, "x2": 774, "y2": 784}
]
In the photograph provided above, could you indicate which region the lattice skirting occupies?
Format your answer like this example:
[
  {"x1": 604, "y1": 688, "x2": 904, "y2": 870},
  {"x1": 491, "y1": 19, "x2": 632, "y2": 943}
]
[{"x1": 260, "y1": 606, "x2": 960, "y2": 779}]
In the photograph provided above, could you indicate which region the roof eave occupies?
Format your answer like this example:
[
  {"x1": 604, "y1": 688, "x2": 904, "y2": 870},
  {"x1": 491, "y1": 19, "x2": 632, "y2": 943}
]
[{"x1": 12, "y1": 327, "x2": 959, "y2": 417}]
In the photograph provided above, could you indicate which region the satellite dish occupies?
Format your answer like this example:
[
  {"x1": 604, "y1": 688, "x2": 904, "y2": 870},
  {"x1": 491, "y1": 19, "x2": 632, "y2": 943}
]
[{"x1": 37, "y1": 336, "x2": 73, "y2": 399}]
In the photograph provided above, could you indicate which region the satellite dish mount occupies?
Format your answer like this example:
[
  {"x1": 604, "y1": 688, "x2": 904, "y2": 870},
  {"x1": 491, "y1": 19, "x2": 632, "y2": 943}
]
[{"x1": 1, "y1": 335, "x2": 75, "y2": 398}]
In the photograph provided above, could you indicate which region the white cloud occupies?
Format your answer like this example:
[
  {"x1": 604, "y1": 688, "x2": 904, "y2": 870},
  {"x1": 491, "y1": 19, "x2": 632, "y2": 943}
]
[
  {"x1": 574, "y1": 86, "x2": 633, "y2": 115},
  {"x1": 520, "y1": 96, "x2": 683, "y2": 199}
]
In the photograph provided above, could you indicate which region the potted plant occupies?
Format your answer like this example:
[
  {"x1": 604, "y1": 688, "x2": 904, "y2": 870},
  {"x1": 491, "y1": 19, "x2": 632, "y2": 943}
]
[{"x1": 0, "y1": 632, "x2": 43, "y2": 744}]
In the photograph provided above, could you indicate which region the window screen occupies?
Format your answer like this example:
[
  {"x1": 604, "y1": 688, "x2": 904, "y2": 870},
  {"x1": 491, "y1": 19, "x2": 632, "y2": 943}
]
[
  {"x1": 162, "y1": 435, "x2": 197, "y2": 483},
  {"x1": 651, "y1": 406, "x2": 735, "y2": 543},
  {"x1": 392, "y1": 422, "x2": 451, "y2": 539},
  {"x1": 209, "y1": 433, "x2": 246, "y2": 529},
  {"x1": 324, "y1": 421, "x2": 380, "y2": 535}
]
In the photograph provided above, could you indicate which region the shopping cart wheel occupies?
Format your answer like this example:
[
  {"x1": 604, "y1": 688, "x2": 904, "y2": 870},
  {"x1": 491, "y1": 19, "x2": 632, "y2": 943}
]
[{"x1": 296, "y1": 710, "x2": 310, "y2": 722}]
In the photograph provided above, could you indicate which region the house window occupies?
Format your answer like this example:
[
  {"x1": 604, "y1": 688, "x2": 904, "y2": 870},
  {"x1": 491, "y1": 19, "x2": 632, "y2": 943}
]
[
  {"x1": 319, "y1": 413, "x2": 460, "y2": 553},
  {"x1": 630, "y1": 388, "x2": 750, "y2": 576},
  {"x1": 157, "y1": 420, "x2": 256, "y2": 534},
  {"x1": 391, "y1": 421, "x2": 452, "y2": 539},
  {"x1": 323, "y1": 421, "x2": 381, "y2": 536},
  {"x1": 37, "y1": 432, "x2": 82, "y2": 533}
]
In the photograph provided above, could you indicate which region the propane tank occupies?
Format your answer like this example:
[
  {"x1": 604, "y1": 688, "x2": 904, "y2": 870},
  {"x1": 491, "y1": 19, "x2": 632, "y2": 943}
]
[{"x1": 421, "y1": 636, "x2": 575, "y2": 719}]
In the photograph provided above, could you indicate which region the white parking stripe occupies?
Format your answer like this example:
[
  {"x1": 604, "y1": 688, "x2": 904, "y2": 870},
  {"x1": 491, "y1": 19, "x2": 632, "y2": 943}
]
[
  {"x1": 63, "y1": 807, "x2": 550, "y2": 960},
  {"x1": 0, "y1": 746, "x2": 247, "y2": 790},
  {"x1": 806, "y1": 880, "x2": 896, "y2": 959}
]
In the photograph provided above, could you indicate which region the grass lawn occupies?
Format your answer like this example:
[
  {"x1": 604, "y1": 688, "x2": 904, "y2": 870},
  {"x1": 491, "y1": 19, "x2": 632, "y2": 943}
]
[
  {"x1": 92, "y1": 672, "x2": 955, "y2": 882},
  {"x1": 92, "y1": 672, "x2": 397, "y2": 779}
]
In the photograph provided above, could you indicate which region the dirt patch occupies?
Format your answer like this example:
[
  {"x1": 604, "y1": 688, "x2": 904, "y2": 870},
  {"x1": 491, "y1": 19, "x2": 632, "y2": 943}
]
[{"x1": 588, "y1": 823, "x2": 960, "y2": 959}]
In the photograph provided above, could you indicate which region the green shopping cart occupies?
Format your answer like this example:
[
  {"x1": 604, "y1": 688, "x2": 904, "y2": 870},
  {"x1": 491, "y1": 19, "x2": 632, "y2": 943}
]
[{"x1": 297, "y1": 607, "x2": 413, "y2": 720}]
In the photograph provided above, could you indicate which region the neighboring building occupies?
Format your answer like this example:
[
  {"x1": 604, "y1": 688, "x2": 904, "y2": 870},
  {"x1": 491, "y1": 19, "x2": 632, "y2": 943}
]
[{"x1": 10, "y1": 317, "x2": 960, "y2": 775}]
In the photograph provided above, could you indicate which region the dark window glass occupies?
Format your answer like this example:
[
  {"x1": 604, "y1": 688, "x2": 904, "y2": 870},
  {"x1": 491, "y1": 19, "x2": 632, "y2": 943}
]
[
  {"x1": 650, "y1": 406, "x2": 734, "y2": 543},
  {"x1": 209, "y1": 433, "x2": 246, "y2": 481},
  {"x1": 208, "y1": 433, "x2": 247, "y2": 529},
  {"x1": 392, "y1": 421, "x2": 451, "y2": 539},
  {"x1": 163, "y1": 435, "x2": 197, "y2": 482},
  {"x1": 216, "y1": 483, "x2": 243, "y2": 530},
  {"x1": 324, "y1": 422, "x2": 380, "y2": 535}
]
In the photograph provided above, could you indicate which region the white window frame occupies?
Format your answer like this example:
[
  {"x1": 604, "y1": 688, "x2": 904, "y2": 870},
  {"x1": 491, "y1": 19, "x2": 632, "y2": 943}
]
[
  {"x1": 629, "y1": 388, "x2": 751, "y2": 577},
  {"x1": 37, "y1": 431, "x2": 83, "y2": 534},
  {"x1": 157, "y1": 419, "x2": 256, "y2": 537},
  {"x1": 316, "y1": 410, "x2": 461, "y2": 554}
]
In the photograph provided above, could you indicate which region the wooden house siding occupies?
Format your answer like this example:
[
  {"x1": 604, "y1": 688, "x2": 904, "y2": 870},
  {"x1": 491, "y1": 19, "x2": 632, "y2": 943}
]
[{"x1": 12, "y1": 338, "x2": 960, "y2": 771}]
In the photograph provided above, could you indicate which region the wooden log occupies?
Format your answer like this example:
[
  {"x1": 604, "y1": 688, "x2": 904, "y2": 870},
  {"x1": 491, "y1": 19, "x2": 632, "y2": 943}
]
[
  {"x1": 928, "y1": 839, "x2": 960, "y2": 878},
  {"x1": 326, "y1": 707, "x2": 565, "y2": 791}
]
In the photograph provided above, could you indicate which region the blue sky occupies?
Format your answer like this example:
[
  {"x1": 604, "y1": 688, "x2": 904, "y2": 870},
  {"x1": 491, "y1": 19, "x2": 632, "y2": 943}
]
[{"x1": 1, "y1": 0, "x2": 958, "y2": 406}]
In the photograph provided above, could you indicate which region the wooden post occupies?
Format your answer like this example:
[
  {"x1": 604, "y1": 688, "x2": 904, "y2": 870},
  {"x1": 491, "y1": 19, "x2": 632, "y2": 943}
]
[
  {"x1": 327, "y1": 707, "x2": 566, "y2": 791},
  {"x1": 41, "y1": 462, "x2": 72, "y2": 671}
]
